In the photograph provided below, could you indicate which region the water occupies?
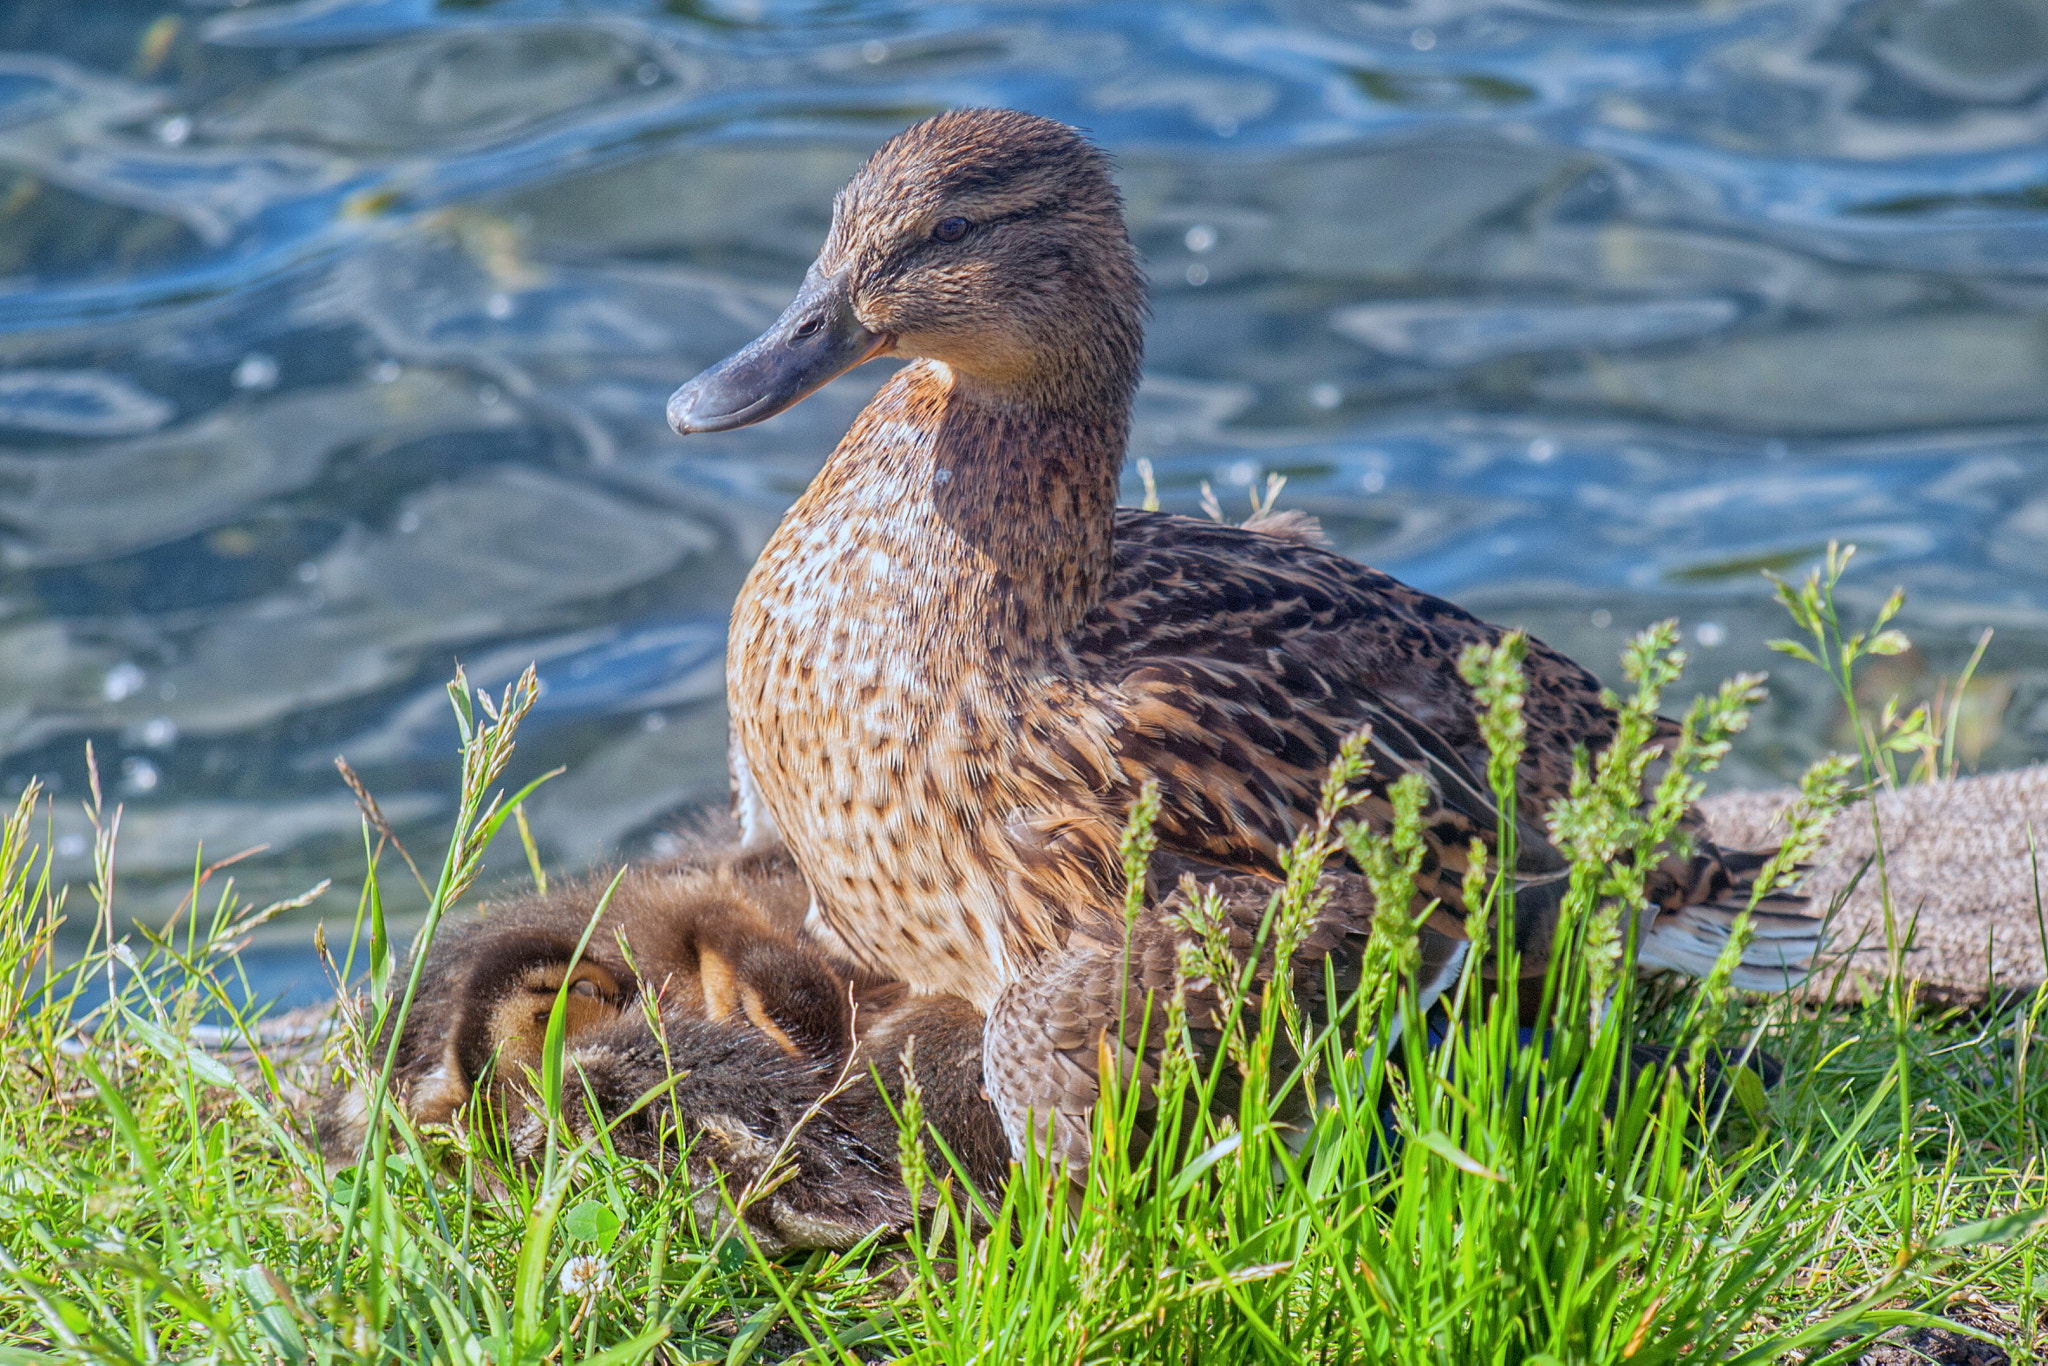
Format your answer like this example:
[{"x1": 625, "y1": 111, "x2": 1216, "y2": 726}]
[{"x1": 2, "y1": 0, "x2": 2045, "y2": 1009}]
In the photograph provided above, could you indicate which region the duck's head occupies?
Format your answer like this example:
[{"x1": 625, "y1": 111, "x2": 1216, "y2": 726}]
[{"x1": 668, "y1": 108, "x2": 1144, "y2": 434}]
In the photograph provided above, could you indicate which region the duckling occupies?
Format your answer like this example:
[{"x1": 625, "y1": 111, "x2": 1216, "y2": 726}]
[
  {"x1": 524, "y1": 982, "x2": 1009, "y2": 1252},
  {"x1": 313, "y1": 841, "x2": 1009, "y2": 1251},
  {"x1": 311, "y1": 920, "x2": 635, "y2": 1156},
  {"x1": 489, "y1": 856, "x2": 867, "y2": 1064},
  {"x1": 665, "y1": 108, "x2": 1821, "y2": 1161}
]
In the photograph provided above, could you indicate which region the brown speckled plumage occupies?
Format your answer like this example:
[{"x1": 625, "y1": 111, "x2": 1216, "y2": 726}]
[{"x1": 693, "y1": 108, "x2": 1820, "y2": 1165}]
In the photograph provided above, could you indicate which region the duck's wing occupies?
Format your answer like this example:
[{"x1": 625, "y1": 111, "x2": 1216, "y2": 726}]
[
  {"x1": 1104, "y1": 510, "x2": 1619, "y2": 815},
  {"x1": 1020, "y1": 512, "x2": 1815, "y2": 972},
  {"x1": 1031, "y1": 511, "x2": 1580, "y2": 915},
  {"x1": 1027, "y1": 656, "x2": 1569, "y2": 928}
]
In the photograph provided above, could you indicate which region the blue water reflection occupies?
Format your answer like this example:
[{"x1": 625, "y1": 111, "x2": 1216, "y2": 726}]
[{"x1": 0, "y1": 0, "x2": 2043, "y2": 1007}]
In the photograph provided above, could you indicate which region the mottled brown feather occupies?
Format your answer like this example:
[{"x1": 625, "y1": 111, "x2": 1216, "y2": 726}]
[{"x1": 707, "y1": 108, "x2": 1820, "y2": 1163}]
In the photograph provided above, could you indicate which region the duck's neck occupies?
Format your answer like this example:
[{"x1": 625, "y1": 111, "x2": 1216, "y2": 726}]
[{"x1": 791, "y1": 359, "x2": 1129, "y2": 646}]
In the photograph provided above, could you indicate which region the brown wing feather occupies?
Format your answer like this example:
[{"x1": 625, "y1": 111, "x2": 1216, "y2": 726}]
[
  {"x1": 1026, "y1": 512, "x2": 1583, "y2": 915},
  {"x1": 1032, "y1": 511, "x2": 1763, "y2": 927},
  {"x1": 1103, "y1": 511, "x2": 1615, "y2": 802}
]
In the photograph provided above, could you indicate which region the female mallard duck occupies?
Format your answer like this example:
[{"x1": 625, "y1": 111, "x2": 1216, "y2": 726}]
[
  {"x1": 314, "y1": 835, "x2": 1010, "y2": 1251},
  {"x1": 667, "y1": 108, "x2": 1820, "y2": 1161}
]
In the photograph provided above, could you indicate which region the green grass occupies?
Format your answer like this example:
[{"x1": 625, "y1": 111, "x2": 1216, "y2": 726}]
[{"x1": 0, "y1": 552, "x2": 2043, "y2": 1365}]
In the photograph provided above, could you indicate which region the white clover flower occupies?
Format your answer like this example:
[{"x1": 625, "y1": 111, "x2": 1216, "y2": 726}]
[
  {"x1": 559, "y1": 1254, "x2": 612, "y2": 1299},
  {"x1": 347, "y1": 1318, "x2": 378, "y2": 1356}
]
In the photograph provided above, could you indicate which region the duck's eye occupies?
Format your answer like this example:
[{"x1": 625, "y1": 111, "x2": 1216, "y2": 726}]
[{"x1": 931, "y1": 216, "x2": 970, "y2": 243}]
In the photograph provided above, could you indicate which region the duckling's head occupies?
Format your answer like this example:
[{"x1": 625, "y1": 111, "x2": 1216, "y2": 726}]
[
  {"x1": 455, "y1": 939, "x2": 632, "y2": 1083},
  {"x1": 669, "y1": 108, "x2": 1144, "y2": 432}
]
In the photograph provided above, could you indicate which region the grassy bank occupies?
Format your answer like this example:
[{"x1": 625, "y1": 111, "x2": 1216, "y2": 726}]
[{"x1": 0, "y1": 553, "x2": 2042, "y2": 1364}]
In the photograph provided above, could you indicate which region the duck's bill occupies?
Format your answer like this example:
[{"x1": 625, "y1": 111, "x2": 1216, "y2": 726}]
[{"x1": 666, "y1": 271, "x2": 891, "y2": 434}]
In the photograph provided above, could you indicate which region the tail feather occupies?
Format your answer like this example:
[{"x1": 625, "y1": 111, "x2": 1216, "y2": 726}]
[{"x1": 1638, "y1": 893, "x2": 1820, "y2": 993}]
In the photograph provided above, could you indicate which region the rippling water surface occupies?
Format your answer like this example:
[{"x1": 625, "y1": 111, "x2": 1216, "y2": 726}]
[{"x1": 3, "y1": 0, "x2": 2046, "y2": 1004}]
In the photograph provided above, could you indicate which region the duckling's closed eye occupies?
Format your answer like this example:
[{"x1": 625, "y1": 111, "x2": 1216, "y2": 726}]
[{"x1": 932, "y1": 216, "x2": 969, "y2": 243}]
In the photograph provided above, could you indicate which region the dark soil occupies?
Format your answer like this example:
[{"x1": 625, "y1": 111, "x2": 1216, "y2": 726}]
[{"x1": 1858, "y1": 1323, "x2": 2010, "y2": 1365}]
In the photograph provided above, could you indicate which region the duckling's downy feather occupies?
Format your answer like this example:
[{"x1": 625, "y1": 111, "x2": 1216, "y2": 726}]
[{"x1": 312, "y1": 835, "x2": 1009, "y2": 1251}]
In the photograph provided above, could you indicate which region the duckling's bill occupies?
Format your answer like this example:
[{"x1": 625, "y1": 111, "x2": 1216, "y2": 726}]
[{"x1": 668, "y1": 268, "x2": 892, "y2": 434}]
